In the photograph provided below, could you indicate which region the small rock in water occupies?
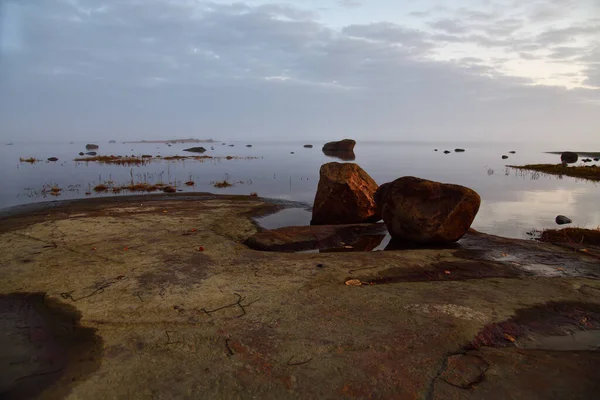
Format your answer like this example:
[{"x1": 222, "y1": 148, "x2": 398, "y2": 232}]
[
  {"x1": 47, "y1": 157, "x2": 58, "y2": 162},
  {"x1": 246, "y1": 144, "x2": 252, "y2": 147},
  {"x1": 561, "y1": 151, "x2": 578, "y2": 164},
  {"x1": 304, "y1": 144, "x2": 313, "y2": 148},
  {"x1": 509, "y1": 151, "x2": 516, "y2": 154},
  {"x1": 86, "y1": 152, "x2": 97, "y2": 156},
  {"x1": 555, "y1": 215, "x2": 572, "y2": 225},
  {"x1": 582, "y1": 158, "x2": 592, "y2": 163},
  {"x1": 183, "y1": 147, "x2": 206, "y2": 153},
  {"x1": 443, "y1": 150, "x2": 451, "y2": 154},
  {"x1": 455, "y1": 148, "x2": 465, "y2": 152},
  {"x1": 434, "y1": 149, "x2": 438, "y2": 151},
  {"x1": 502, "y1": 155, "x2": 509, "y2": 159},
  {"x1": 85, "y1": 144, "x2": 99, "y2": 150},
  {"x1": 290, "y1": 152, "x2": 295, "y2": 154},
  {"x1": 79, "y1": 152, "x2": 84, "y2": 156}
]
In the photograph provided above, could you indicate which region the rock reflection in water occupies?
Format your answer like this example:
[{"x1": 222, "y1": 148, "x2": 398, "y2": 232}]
[{"x1": 322, "y1": 149, "x2": 356, "y2": 161}]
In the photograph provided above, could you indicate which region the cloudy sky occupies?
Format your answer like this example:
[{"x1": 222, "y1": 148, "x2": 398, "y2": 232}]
[{"x1": 0, "y1": 0, "x2": 598, "y2": 143}]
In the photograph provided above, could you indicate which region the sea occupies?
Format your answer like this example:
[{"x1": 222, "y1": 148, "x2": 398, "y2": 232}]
[{"x1": 1, "y1": 140, "x2": 598, "y2": 239}]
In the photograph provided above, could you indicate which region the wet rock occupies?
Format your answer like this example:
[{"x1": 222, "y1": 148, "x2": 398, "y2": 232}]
[
  {"x1": 322, "y1": 148, "x2": 355, "y2": 161},
  {"x1": 502, "y1": 155, "x2": 509, "y2": 159},
  {"x1": 440, "y1": 354, "x2": 489, "y2": 388},
  {"x1": 86, "y1": 152, "x2": 97, "y2": 156},
  {"x1": 594, "y1": 158, "x2": 599, "y2": 162},
  {"x1": 85, "y1": 144, "x2": 99, "y2": 150},
  {"x1": 455, "y1": 148, "x2": 465, "y2": 152},
  {"x1": 246, "y1": 145, "x2": 252, "y2": 147},
  {"x1": 509, "y1": 151, "x2": 516, "y2": 154},
  {"x1": 162, "y1": 186, "x2": 176, "y2": 193},
  {"x1": 245, "y1": 223, "x2": 387, "y2": 252},
  {"x1": 443, "y1": 150, "x2": 451, "y2": 154},
  {"x1": 78, "y1": 152, "x2": 84, "y2": 156},
  {"x1": 47, "y1": 157, "x2": 58, "y2": 162},
  {"x1": 561, "y1": 151, "x2": 578, "y2": 163},
  {"x1": 434, "y1": 149, "x2": 438, "y2": 151},
  {"x1": 322, "y1": 139, "x2": 356, "y2": 152},
  {"x1": 304, "y1": 144, "x2": 313, "y2": 148},
  {"x1": 312, "y1": 162, "x2": 380, "y2": 225},
  {"x1": 555, "y1": 215, "x2": 572, "y2": 225},
  {"x1": 229, "y1": 144, "x2": 234, "y2": 147},
  {"x1": 376, "y1": 176, "x2": 480, "y2": 243},
  {"x1": 183, "y1": 147, "x2": 206, "y2": 153}
]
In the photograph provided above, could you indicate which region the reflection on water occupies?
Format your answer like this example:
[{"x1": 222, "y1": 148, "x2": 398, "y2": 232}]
[
  {"x1": 1, "y1": 141, "x2": 599, "y2": 239},
  {"x1": 322, "y1": 149, "x2": 356, "y2": 161}
]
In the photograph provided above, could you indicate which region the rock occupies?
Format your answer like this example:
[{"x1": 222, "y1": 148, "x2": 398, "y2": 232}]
[
  {"x1": 109, "y1": 140, "x2": 116, "y2": 143},
  {"x1": 434, "y1": 149, "x2": 438, "y2": 151},
  {"x1": 86, "y1": 152, "x2": 97, "y2": 156},
  {"x1": 443, "y1": 150, "x2": 451, "y2": 154},
  {"x1": 323, "y1": 148, "x2": 355, "y2": 161},
  {"x1": 304, "y1": 144, "x2": 313, "y2": 148},
  {"x1": 246, "y1": 145, "x2": 252, "y2": 147},
  {"x1": 163, "y1": 186, "x2": 176, "y2": 193},
  {"x1": 86, "y1": 144, "x2": 99, "y2": 150},
  {"x1": 561, "y1": 152, "x2": 578, "y2": 163},
  {"x1": 312, "y1": 162, "x2": 380, "y2": 225},
  {"x1": 141, "y1": 155, "x2": 152, "y2": 158},
  {"x1": 244, "y1": 223, "x2": 387, "y2": 252},
  {"x1": 509, "y1": 151, "x2": 516, "y2": 154},
  {"x1": 78, "y1": 152, "x2": 84, "y2": 156},
  {"x1": 555, "y1": 215, "x2": 572, "y2": 225},
  {"x1": 376, "y1": 176, "x2": 481, "y2": 243},
  {"x1": 455, "y1": 148, "x2": 465, "y2": 152},
  {"x1": 582, "y1": 158, "x2": 592, "y2": 163},
  {"x1": 502, "y1": 155, "x2": 509, "y2": 159},
  {"x1": 440, "y1": 354, "x2": 488, "y2": 388},
  {"x1": 290, "y1": 152, "x2": 295, "y2": 154},
  {"x1": 322, "y1": 139, "x2": 356, "y2": 152},
  {"x1": 594, "y1": 157, "x2": 599, "y2": 162},
  {"x1": 210, "y1": 147, "x2": 214, "y2": 150},
  {"x1": 183, "y1": 147, "x2": 206, "y2": 153},
  {"x1": 229, "y1": 144, "x2": 234, "y2": 147},
  {"x1": 47, "y1": 157, "x2": 58, "y2": 162}
]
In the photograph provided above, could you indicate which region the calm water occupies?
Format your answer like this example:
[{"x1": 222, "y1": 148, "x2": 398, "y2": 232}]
[{"x1": 1, "y1": 141, "x2": 598, "y2": 239}]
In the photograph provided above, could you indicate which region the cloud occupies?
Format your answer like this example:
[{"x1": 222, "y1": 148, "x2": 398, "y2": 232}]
[{"x1": 0, "y1": 0, "x2": 598, "y2": 142}]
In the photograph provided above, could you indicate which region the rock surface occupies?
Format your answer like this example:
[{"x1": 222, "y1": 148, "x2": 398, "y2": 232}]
[
  {"x1": 183, "y1": 147, "x2": 207, "y2": 153},
  {"x1": 376, "y1": 176, "x2": 481, "y2": 243},
  {"x1": 555, "y1": 215, "x2": 572, "y2": 225},
  {"x1": 312, "y1": 162, "x2": 379, "y2": 225},
  {"x1": 440, "y1": 354, "x2": 488, "y2": 388},
  {"x1": 561, "y1": 151, "x2": 578, "y2": 163},
  {"x1": 322, "y1": 139, "x2": 356, "y2": 152},
  {"x1": 85, "y1": 144, "x2": 99, "y2": 150},
  {"x1": 245, "y1": 223, "x2": 387, "y2": 252}
]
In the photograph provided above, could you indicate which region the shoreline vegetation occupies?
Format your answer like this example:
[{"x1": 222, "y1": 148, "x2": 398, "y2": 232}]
[
  {"x1": 538, "y1": 227, "x2": 600, "y2": 246},
  {"x1": 509, "y1": 163, "x2": 600, "y2": 181},
  {"x1": 73, "y1": 154, "x2": 257, "y2": 165},
  {"x1": 122, "y1": 138, "x2": 217, "y2": 144}
]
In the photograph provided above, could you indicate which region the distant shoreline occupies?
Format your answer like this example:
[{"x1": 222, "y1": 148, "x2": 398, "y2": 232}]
[
  {"x1": 123, "y1": 138, "x2": 217, "y2": 144},
  {"x1": 546, "y1": 151, "x2": 600, "y2": 157}
]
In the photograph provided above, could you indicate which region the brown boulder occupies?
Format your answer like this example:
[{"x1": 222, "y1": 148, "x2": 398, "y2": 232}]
[
  {"x1": 312, "y1": 162, "x2": 379, "y2": 225},
  {"x1": 376, "y1": 176, "x2": 481, "y2": 243},
  {"x1": 322, "y1": 139, "x2": 356, "y2": 152}
]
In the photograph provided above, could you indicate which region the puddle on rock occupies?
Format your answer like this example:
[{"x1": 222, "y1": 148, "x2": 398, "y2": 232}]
[
  {"x1": 518, "y1": 330, "x2": 600, "y2": 351},
  {"x1": 0, "y1": 293, "x2": 103, "y2": 399},
  {"x1": 254, "y1": 208, "x2": 312, "y2": 230}
]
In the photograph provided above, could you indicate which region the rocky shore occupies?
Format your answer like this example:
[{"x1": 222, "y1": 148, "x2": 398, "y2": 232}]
[{"x1": 1, "y1": 193, "x2": 600, "y2": 399}]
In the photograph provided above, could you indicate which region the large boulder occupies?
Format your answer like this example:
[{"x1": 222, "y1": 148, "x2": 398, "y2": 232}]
[
  {"x1": 561, "y1": 152, "x2": 578, "y2": 163},
  {"x1": 376, "y1": 177, "x2": 481, "y2": 244},
  {"x1": 312, "y1": 162, "x2": 380, "y2": 225},
  {"x1": 322, "y1": 139, "x2": 356, "y2": 152}
]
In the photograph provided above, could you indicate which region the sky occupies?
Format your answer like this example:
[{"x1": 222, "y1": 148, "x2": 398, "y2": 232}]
[{"x1": 0, "y1": 0, "x2": 598, "y2": 143}]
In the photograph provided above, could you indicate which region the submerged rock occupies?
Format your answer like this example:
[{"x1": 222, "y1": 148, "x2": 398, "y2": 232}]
[
  {"x1": 555, "y1": 215, "x2": 572, "y2": 225},
  {"x1": 183, "y1": 147, "x2": 206, "y2": 153},
  {"x1": 561, "y1": 152, "x2": 578, "y2": 164},
  {"x1": 246, "y1": 145, "x2": 252, "y2": 147},
  {"x1": 322, "y1": 139, "x2": 356, "y2": 152},
  {"x1": 509, "y1": 151, "x2": 516, "y2": 154},
  {"x1": 502, "y1": 155, "x2": 509, "y2": 159},
  {"x1": 444, "y1": 150, "x2": 451, "y2": 154},
  {"x1": 375, "y1": 176, "x2": 481, "y2": 244},
  {"x1": 86, "y1": 152, "x2": 97, "y2": 156},
  {"x1": 304, "y1": 144, "x2": 313, "y2": 148},
  {"x1": 85, "y1": 144, "x2": 99, "y2": 150},
  {"x1": 109, "y1": 140, "x2": 116, "y2": 143},
  {"x1": 312, "y1": 162, "x2": 380, "y2": 225}
]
